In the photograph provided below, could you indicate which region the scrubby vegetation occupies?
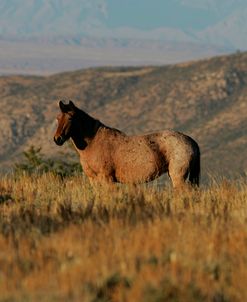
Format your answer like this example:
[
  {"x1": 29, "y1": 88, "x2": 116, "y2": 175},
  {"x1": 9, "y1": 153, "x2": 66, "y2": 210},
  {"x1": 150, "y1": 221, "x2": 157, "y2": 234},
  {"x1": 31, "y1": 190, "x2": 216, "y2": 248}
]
[
  {"x1": 14, "y1": 145, "x2": 82, "y2": 178},
  {"x1": 0, "y1": 171, "x2": 246, "y2": 301}
]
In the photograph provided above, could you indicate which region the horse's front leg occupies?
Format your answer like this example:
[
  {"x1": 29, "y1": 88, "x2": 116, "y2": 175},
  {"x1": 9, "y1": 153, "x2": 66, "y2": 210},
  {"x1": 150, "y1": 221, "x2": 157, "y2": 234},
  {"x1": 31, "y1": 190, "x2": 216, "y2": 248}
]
[{"x1": 88, "y1": 173, "x2": 116, "y2": 191}]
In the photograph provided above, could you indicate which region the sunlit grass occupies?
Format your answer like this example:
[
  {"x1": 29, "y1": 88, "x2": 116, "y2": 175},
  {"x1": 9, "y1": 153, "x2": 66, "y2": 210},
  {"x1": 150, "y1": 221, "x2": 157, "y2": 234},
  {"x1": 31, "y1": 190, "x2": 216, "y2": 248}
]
[{"x1": 0, "y1": 173, "x2": 247, "y2": 301}]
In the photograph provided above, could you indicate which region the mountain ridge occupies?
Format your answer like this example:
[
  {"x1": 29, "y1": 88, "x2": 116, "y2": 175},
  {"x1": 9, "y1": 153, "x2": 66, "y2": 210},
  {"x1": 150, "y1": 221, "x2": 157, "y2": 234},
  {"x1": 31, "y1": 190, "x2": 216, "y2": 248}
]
[{"x1": 0, "y1": 52, "x2": 246, "y2": 181}]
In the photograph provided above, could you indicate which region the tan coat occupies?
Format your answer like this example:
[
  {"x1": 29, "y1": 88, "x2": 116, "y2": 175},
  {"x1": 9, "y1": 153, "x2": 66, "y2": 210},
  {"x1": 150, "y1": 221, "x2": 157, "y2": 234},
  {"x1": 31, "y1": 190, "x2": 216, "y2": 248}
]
[{"x1": 54, "y1": 101, "x2": 200, "y2": 188}]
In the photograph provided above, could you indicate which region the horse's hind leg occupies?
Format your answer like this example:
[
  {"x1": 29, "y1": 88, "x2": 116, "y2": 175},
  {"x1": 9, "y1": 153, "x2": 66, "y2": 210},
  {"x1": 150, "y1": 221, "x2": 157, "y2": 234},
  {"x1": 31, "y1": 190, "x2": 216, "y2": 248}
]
[
  {"x1": 169, "y1": 174, "x2": 188, "y2": 190},
  {"x1": 168, "y1": 165, "x2": 189, "y2": 190}
]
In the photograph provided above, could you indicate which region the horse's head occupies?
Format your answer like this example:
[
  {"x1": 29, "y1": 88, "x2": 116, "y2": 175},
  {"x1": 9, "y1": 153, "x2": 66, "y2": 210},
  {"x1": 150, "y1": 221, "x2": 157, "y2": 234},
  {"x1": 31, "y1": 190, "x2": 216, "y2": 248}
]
[{"x1": 54, "y1": 100, "x2": 77, "y2": 146}]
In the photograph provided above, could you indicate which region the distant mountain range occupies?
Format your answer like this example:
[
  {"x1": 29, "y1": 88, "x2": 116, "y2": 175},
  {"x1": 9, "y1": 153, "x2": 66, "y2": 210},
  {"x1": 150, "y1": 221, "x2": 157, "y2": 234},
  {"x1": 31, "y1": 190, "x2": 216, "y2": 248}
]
[{"x1": 0, "y1": 0, "x2": 247, "y2": 49}]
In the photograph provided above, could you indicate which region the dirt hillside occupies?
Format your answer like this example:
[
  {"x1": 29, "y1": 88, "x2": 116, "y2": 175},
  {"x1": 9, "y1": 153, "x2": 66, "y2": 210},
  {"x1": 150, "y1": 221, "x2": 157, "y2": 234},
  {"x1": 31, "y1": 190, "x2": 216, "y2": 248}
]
[{"x1": 1, "y1": 52, "x2": 246, "y2": 180}]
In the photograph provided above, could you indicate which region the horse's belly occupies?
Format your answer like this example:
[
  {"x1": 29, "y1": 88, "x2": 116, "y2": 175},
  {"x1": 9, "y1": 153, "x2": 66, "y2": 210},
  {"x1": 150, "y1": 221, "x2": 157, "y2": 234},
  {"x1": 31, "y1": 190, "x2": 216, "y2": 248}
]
[{"x1": 115, "y1": 158, "x2": 164, "y2": 184}]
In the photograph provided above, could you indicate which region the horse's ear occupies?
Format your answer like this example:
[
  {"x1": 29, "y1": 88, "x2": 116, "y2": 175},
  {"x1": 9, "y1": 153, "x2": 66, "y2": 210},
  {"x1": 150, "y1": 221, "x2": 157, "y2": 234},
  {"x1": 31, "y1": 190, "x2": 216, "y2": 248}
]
[
  {"x1": 69, "y1": 100, "x2": 76, "y2": 111},
  {"x1": 59, "y1": 100, "x2": 67, "y2": 113}
]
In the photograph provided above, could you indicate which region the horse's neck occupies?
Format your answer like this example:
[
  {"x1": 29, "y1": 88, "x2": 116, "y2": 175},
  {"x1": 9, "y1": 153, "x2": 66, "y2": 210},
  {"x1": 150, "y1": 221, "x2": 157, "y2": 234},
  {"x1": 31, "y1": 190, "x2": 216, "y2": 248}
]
[{"x1": 71, "y1": 112, "x2": 103, "y2": 150}]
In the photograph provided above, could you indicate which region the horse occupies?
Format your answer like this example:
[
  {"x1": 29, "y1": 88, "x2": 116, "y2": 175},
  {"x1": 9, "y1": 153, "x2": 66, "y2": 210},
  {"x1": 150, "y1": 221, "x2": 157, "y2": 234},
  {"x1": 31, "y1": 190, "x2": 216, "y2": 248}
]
[{"x1": 54, "y1": 101, "x2": 200, "y2": 189}]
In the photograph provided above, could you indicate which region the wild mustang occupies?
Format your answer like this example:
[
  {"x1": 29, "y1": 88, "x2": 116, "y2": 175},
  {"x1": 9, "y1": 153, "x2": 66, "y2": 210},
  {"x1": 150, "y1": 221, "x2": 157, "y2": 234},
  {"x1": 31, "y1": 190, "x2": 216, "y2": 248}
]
[{"x1": 54, "y1": 101, "x2": 200, "y2": 189}]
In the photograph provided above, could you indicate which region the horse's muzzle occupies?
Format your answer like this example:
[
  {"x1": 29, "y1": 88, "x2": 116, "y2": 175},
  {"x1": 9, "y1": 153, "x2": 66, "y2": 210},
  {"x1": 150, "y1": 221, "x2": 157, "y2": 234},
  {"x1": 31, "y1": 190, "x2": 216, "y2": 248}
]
[{"x1": 54, "y1": 136, "x2": 65, "y2": 146}]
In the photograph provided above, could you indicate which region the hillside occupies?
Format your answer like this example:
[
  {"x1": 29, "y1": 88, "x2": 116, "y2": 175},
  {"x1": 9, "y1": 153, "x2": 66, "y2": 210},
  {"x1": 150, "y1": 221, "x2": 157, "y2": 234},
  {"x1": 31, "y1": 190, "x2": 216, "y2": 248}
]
[{"x1": 0, "y1": 52, "x2": 247, "y2": 180}]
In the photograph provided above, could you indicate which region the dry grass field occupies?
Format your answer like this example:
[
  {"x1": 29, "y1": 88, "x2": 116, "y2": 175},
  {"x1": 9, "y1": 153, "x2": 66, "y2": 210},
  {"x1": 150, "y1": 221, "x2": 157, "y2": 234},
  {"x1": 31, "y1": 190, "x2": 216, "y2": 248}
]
[{"x1": 0, "y1": 173, "x2": 247, "y2": 301}]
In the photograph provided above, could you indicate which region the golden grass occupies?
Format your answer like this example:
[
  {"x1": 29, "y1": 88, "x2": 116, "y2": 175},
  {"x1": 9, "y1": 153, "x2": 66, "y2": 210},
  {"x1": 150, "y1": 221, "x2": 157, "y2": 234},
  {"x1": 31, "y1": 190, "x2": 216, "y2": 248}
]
[{"x1": 0, "y1": 174, "x2": 247, "y2": 301}]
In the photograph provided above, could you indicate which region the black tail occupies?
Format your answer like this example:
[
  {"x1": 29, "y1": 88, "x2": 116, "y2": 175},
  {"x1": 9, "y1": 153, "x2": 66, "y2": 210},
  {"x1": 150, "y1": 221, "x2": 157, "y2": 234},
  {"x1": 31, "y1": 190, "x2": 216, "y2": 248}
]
[{"x1": 189, "y1": 143, "x2": 200, "y2": 186}]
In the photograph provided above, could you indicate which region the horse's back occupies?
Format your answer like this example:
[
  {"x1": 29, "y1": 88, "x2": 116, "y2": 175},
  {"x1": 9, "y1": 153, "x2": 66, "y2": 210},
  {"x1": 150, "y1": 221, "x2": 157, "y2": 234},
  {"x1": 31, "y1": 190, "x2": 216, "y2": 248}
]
[{"x1": 111, "y1": 128, "x2": 199, "y2": 172}]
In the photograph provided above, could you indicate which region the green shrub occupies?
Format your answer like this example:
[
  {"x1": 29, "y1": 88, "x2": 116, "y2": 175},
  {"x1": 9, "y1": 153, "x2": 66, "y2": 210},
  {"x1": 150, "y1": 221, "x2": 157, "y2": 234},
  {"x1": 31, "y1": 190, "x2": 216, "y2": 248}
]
[{"x1": 14, "y1": 145, "x2": 82, "y2": 178}]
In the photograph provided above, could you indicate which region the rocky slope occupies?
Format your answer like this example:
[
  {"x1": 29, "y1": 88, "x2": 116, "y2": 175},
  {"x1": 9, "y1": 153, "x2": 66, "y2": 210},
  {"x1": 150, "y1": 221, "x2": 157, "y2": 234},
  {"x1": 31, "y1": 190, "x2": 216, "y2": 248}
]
[{"x1": 0, "y1": 52, "x2": 247, "y2": 180}]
